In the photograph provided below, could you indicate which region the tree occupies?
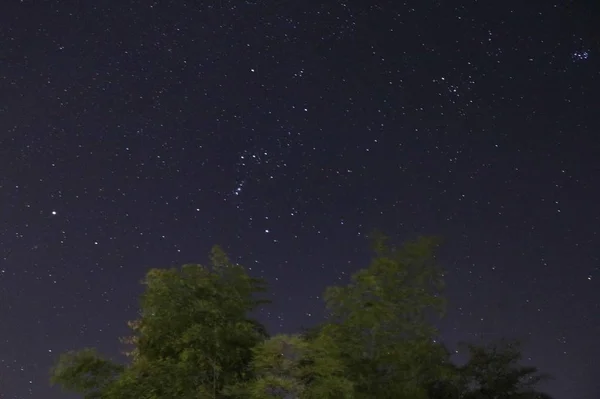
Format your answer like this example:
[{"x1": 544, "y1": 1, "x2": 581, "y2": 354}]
[
  {"x1": 316, "y1": 233, "x2": 448, "y2": 399},
  {"x1": 244, "y1": 335, "x2": 308, "y2": 398},
  {"x1": 242, "y1": 333, "x2": 353, "y2": 399},
  {"x1": 427, "y1": 339, "x2": 553, "y2": 399},
  {"x1": 458, "y1": 340, "x2": 552, "y2": 399},
  {"x1": 50, "y1": 348, "x2": 123, "y2": 399},
  {"x1": 51, "y1": 235, "x2": 555, "y2": 399},
  {"x1": 51, "y1": 245, "x2": 269, "y2": 399}
]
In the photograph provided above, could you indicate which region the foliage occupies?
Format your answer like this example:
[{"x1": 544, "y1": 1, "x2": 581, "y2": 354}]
[
  {"x1": 426, "y1": 340, "x2": 553, "y2": 399},
  {"x1": 459, "y1": 340, "x2": 552, "y2": 399},
  {"x1": 243, "y1": 333, "x2": 353, "y2": 399},
  {"x1": 318, "y1": 234, "x2": 447, "y2": 399},
  {"x1": 51, "y1": 348, "x2": 123, "y2": 399},
  {"x1": 51, "y1": 234, "x2": 553, "y2": 399},
  {"x1": 51, "y1": 245, "x2": 269, "y2": 399}
]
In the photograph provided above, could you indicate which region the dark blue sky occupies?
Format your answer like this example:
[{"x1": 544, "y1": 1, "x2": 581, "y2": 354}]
[{"x1": 1, "y1": 1, "x2": 599, "y2": 398}]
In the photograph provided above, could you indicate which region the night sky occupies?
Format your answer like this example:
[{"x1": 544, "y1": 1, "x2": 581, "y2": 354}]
[{"x1": 1, "y1": 1, "x2": 599, "y2": 398}]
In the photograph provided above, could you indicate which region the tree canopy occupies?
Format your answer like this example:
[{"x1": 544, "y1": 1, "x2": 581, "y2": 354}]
[
  {"x1": 52, "y1": 246, "x2": 268, "y2": 399},
  {"x1": 51, "y1": 236, "x2": 552, "y2": 399}
]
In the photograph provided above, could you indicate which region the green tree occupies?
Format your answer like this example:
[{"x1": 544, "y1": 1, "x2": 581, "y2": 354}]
[
  {"x1": 316, "y1": 233, "x2": 447, "y2": 399},
  {"x1": 245, "y1": 335, "x2": 308, "y2": 398},
  {"x1": 427, "y1": 340, "x2": 553, "y2": 399},
  {"x1": 243, "y1": 333, "x2": 353, "y2": 399},
  {"x1": 50, "y1": 235, "x2": 555, "y2": 399},
  {"x1": 459, "y1": 340, "x2": 552, "y2": 399},
  {"x1": 50, "y1": 348, "x2": 123, "y2": 399},
  {"x1": 51, "y1": 245, "x2": 269, "y2": 399}
]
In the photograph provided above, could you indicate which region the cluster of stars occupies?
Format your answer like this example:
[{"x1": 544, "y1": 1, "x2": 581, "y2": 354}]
[{"x1": 0, "y1": 2, "x2": 598, "y2": 399}]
